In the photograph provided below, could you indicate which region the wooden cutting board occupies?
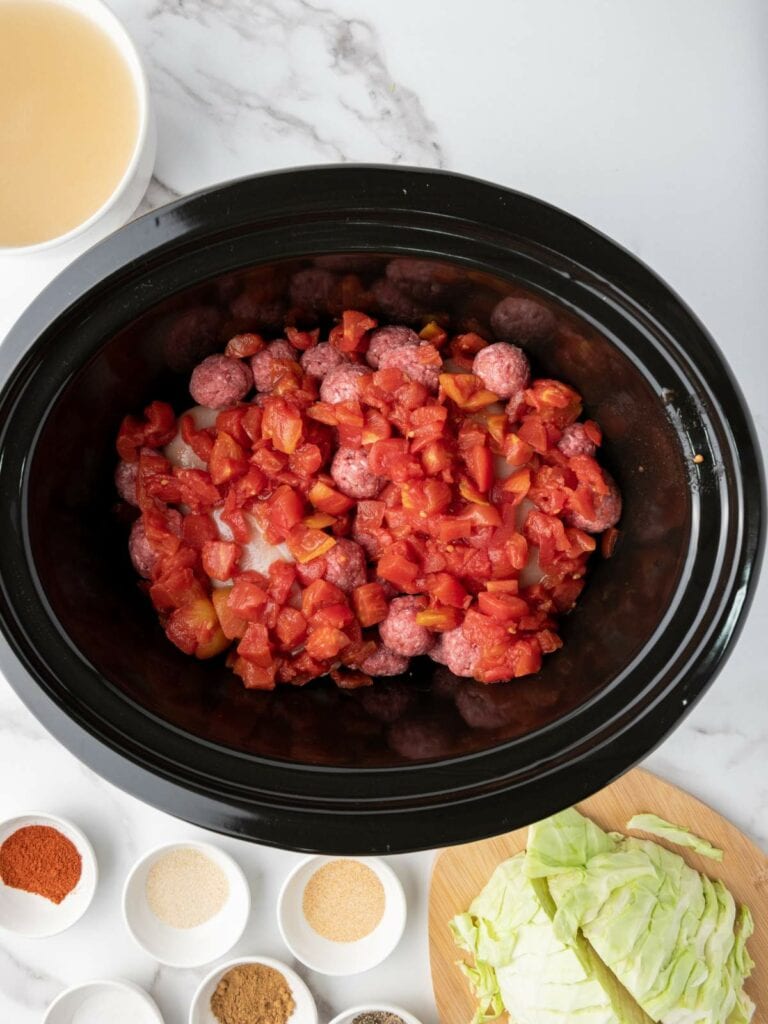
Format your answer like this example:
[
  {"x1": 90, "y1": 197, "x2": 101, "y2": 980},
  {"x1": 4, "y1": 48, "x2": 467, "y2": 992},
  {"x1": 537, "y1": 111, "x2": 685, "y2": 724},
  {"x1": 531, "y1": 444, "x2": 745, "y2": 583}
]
[{"x1": 429, "y1": 768, "x2": 767, "y2": 1024}]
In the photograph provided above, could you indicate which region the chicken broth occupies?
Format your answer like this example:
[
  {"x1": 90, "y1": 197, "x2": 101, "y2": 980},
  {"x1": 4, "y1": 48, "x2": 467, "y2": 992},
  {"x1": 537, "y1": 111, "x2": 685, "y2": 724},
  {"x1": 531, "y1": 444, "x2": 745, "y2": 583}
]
[{"x1": 0, "y1": 1, "x2": 139, "y2": 247}]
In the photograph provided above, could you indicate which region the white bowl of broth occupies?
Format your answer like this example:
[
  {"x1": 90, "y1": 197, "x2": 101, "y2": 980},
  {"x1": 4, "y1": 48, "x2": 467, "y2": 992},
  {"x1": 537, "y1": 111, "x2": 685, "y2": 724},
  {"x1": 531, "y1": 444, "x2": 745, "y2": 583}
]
[{"x1": 0, "y1": 0, "x2": 155, "y2": 255}]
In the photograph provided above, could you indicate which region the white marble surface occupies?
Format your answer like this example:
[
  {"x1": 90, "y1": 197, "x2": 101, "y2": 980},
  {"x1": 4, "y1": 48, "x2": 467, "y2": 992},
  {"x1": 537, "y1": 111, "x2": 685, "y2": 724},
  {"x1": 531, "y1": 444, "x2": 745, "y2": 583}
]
[{"x1": 1, "y1": 1, "x2": 767, "y2": 1021}]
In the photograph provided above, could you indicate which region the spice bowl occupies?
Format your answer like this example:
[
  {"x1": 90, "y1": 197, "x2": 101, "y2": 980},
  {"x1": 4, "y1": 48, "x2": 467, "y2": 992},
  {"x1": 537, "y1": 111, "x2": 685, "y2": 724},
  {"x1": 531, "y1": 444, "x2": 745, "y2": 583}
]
[
  {"x1": 0, "y1": 811, "x2": 97, "y2": 937},
  {"x1": 189, "y1": 956, "x2": 318, "y2": 1024},
  {"x1": 277, "y1": 856, "x2": 407, "y2": 976},
  {"x1": 123, "y1": 840, "x2": 250, "y2": 967},
  {"x1": 328, "y1": 1006, "x2": 424, "y2": 1024},
  {"x1": 43, "y1": 978, "x2": 164, "y2": 1024}
]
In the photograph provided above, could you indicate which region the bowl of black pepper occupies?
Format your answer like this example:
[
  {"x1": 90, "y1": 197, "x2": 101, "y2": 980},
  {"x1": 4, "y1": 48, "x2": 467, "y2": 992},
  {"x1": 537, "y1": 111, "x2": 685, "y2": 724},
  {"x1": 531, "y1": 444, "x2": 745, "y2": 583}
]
[{"x1": 328, "y1": 1006, "x2": 423, "y2": 1024}]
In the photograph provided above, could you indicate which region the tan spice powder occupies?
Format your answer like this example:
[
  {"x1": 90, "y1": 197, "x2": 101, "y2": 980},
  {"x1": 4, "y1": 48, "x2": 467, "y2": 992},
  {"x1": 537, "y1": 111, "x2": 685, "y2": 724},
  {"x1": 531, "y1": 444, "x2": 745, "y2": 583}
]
[
  {"x1": 145, "y1": 847, "x2": 229, "y2": 928},
  {"x1": 302, "y1": 858, "x2": 385, "y2": 942},
  {"x1": 210, "y1": 963, "x2": 295, "y2": 1024}
]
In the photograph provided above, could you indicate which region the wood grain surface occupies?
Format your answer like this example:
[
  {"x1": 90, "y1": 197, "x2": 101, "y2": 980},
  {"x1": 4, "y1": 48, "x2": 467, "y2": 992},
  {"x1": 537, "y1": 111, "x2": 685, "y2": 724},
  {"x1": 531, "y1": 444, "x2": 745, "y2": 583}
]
[{"x1": 429, "y1": 768, "x2": 767, "y2": 1024}]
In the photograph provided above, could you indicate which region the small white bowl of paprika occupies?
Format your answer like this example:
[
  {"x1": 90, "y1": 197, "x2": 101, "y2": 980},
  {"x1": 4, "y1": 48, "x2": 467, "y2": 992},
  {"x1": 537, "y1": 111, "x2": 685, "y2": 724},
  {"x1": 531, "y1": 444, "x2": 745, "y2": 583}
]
[{"x1": 0, "y1": 811, "x2": 97, "y2": 937}]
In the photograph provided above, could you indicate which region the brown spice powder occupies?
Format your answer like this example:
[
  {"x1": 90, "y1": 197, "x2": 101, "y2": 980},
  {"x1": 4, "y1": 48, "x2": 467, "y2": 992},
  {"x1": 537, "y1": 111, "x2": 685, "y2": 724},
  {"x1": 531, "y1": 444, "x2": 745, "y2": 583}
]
[
  {"x1": 211, "y1": 963, "x2": 295, "y2": 1024},
  {"x1": 302, "y1": 859, "x2": 385, "y2": 942},
  {"x1": 0, "y1": 825, "x2": 82, "y2": 904}
]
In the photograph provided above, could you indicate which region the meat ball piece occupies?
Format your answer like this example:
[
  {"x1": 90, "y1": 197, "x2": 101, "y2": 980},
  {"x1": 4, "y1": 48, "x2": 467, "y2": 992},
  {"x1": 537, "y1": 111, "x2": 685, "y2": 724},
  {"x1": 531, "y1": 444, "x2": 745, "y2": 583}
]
[
  {"x1": 319, "y1": 363, "x2": 371, "y2": 404},
  {"x1": 378, "y1": 342, "x2": 440, "y2": 391},
  {"x1": 128, "y1": 511, "x2": 181, "y2": 579},
  {"x1": 250, "y1": 340, "x2": 298, "y2": 392},
  {"x1": 490, "y1": 296, "x2": 557, "y2": 344},
  {"x1": 229, "y1": 292, "x2": 287, "y2": 333},
  {"x1": 370, "y1": 278, "x2": 429, "y2": 324},
  {"x1": 289, "y1": 268, "x2": 336, "y2": 315},
  {"x1": 379, "y1": 596, "x2": 435, "y2": 657},
  {"x1": 300, "y1": 342, "x2": 347, "y2": 379},
  {"x1": 323, "y1": 538, "x2": 367, "y2": 593},
  {"x1": 115, "y1": 460, "x2": 139, "y2": 505},
  {"x1": 558, "y1": 422, "x2": 598, "y2": 458},
  {"x1": 360, "y1": 646, "x2": 411, "y2": 679},
  {"x1": 565, "y1": 470, "x2": 622, "y2": 532},
  {"x1": 385, "y1": 258, "x2": 460, "y2": 303},
  {"x1": 162, "y1": 306, "x2": 222, "y2": 374},
  {"x1": 189, "y1": 354, "x2": 252, "y2": 409},
  {"x1": 430, "y1": 626, "x2": 477, "y2": 678},
  {"x1": 472, "y1": 342, "x2": 531, "y2": 399},
  {"x1": 366, "y1": 325, "x2": 420, "y2": 369},
  {"x1": 331, "y1": 446, "x2": 383, "y2": 500}
]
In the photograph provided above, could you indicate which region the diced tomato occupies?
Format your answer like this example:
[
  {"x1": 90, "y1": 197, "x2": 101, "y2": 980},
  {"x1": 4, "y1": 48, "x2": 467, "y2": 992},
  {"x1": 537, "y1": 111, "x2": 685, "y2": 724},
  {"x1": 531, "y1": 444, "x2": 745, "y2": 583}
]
[
  {"x1": 352, "y1": 582, "x2": 389, "y2": 627},
  {"x1": 526, "y1": 379, "x2": 582, "y2": 427},
  {"x1": 478, "y1": 591, "x2": 529, "y2": 621},
  {"x1": 368, "y1": 438, "x2": 421, "y2": 482},
  {"x1": 439, "y1": 373, "x2": 498, "y2": 410},
  {"x1": 286, "y1": 524, "x2": 336, "y2": 564},
  {"x1": 268, "y1": 559, "x2": 297, "y2": 605},
  {"x1": 306, "y1": 625, "x2": 350, "y2": 660},
  {"x1": 225, "y1": 332, "x2": 264, "y2": 358},
  {"x1": 458, "y1": 476, "x2": 491, "y2": 506},
  {"x1": 503, "y1": 433, "x2": 534, "y2": 467},
  {"x1": 285, "y1": 326, "x2": 320, "y2": 351},
  {"x1": 265, "y1": 485, "x2": 305, "y2": 541},
  {"x1": 415, "y1": 606, "x2": 462, "y2": 632},
  {"x1": 465, "y1": 445, "x2": 493, "y2": 492},
  {"x1": 275, "y1": 606, "x2": 308, "y2": 649},
  {"x1": 312, "y1": 603, "x2": 355, "y2": 630},
  {"x1": 361, "y1": 410, "x2": 392, "y2": 446},
  {"x1": 449, "y1": 332, "x2": 487, "y2": 370},
  {"x1": 180, "y1": 413, "x2": 214, "y2": 463},
  {"x1": 308, "y1": 480, "x2": 355, "y2": 516},
  {"x1": 237, "y1": 622, "x2": 273, "y2": 666},
  {"x1": 211, "y1": 587, "x2": 248, "y2": 640},
  {"x1": 241, "y1": 405, "x2": 263, "y2": 442},
  {"x1": 420, "y1": 440, "x2": 453, "y2": 478},
  {"x1": 377, "y1": 542, "x2": 421, "y2": 590},
  {"x1": 517, "y1": 416, "x2": 549, "y2": 454},
  {"x1": 423, "y1": 572, "x2": 470, "y2": 608},
  {"x1": 486, "y1": 578, "x2": 520, "y2": 593},
  {"x1": 301, "y1": 579, "x2": 347, "y2": 618},
  {"x1": 166, "y1": 598, "x2": 228, "y2": 659},
  {"x1": 215, "y1": 407, "x2": 250, "y2": 447},
  {"x1": 306, "y1": 402, "x2": 339, "y2": 426},
  {"x1": 116, "y1": 401, "x2": 176, "y2": 462},
  {"x1": 228, "y1": 578, "x2": 269, "y2": 620},
  {"x1": 233, "y1": 656, "x2": 277, "y2": 690},
  {"x1": 401, "y1": 479, "x2": 452, "y2": 515},
  {"x1": 330, "y1": 310, "x2": 377, "y2": 353},
  {"x1": 202, "y1": 540, "x2": 240, "y2": 581},
  {"x1": 501, "y1": 466, "x2": 532, "y2": 506},
  {"x1": 182, "y1": 513, "x2": 219, "y2": 550},
  {"x1": 261, "y1": 397, "x2": 304, "y2": 455},
  {"x1": 150, "y1": 566, "x2": 206, "y2": 612},
  {"x1": 419, "y1": 321, "x2": 448, "y2": 349}
]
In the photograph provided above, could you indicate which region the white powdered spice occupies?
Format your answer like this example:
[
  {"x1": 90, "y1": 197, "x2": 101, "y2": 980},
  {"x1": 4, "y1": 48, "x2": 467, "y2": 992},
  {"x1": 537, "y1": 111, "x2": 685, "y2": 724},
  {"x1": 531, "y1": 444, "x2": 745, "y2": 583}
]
[{"x1": 145, "y1": 847, "x2": 229, "y2": 928}]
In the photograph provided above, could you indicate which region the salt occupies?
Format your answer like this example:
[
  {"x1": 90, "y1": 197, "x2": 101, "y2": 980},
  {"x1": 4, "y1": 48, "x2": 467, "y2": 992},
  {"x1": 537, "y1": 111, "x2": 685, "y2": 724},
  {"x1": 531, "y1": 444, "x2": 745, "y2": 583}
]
[{"x1": 71, "y1": 990, "x2": 157, "y2": 1024}]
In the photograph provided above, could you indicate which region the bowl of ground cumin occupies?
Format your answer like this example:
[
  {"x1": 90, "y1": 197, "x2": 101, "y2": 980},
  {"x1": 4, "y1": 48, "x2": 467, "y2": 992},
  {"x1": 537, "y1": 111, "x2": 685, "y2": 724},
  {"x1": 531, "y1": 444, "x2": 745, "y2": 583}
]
[{"x1": 190, "y1": 956, "x2": 317, "y2": 1024}]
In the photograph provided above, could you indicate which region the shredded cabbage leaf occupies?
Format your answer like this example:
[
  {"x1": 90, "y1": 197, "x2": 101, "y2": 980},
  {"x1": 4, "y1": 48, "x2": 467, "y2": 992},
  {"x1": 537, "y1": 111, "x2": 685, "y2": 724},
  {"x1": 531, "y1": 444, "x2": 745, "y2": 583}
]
[{"x1": 627, "y1": 814, "x2": 724, "y2": 862}]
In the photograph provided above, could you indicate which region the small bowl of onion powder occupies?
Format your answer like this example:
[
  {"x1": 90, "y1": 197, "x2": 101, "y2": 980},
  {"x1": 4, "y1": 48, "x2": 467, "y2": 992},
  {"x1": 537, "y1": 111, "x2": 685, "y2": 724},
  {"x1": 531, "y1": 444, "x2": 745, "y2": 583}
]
[
  {"x1": 123, "y1": 840, "x2": 250, "y2": 967},
  {"x1": 277, "y1": 856, "x2": 406, "y2": 975}
]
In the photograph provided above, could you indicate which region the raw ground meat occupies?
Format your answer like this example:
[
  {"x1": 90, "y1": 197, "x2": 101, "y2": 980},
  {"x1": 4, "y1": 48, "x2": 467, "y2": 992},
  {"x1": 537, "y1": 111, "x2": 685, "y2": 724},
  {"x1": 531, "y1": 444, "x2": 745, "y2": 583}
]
[
  {"x1": 472, "y1": 342, "x2": 531, "y2": 399},
  {"x1": 115, "y1": 460, "x2": 139, "y2": 505},
  {"x1": 378, "y1": 342, "x2": 440, "y2": 391},
  {"x1": 189, "y1": 354, "x2": 252, "y2": 409},
  {"x1": 323, "y1": 538, "x2": 367, "y2": 592},
  {"x1": 379, "y1": 596, "x2": 435, "y2": 657},
  {"x1": 250, "y1": 340, "x2": 298, "y2": 392},
  {"x1": 366, "y1": 325, "x2": 420, "y2": 369},
  {"x1": 490, "y1": 295, "x2": 557, "y2": 344},
  {"x1": 331, "y1": 447, "x2": 383, "y2": 499},
  {"x1": 558, "y1": 422, "x2": 597, "y2": 458},
  {"x1": 300, "y1": 342, "x2": 347, "y2": 379},
  {"x1": 319, "y1": 363, "x2": 371, "y2": 404},
  {"x1": 429, "y1": 626, "x2": 477, "y2": 678},
  {"x1": 360, "y1": 645, "x2": 411, "y2": 678},
  {"x1": 128, "y1": 512, "x2": 181, "y2": 578}
]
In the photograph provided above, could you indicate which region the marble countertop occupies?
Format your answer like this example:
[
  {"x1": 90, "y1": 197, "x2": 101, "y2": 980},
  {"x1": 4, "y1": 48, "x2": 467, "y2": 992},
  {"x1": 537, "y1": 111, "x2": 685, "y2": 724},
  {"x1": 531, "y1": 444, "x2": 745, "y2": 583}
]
[{"x1": 1, "y1": 1, "x2": 767, "y2": 1021}]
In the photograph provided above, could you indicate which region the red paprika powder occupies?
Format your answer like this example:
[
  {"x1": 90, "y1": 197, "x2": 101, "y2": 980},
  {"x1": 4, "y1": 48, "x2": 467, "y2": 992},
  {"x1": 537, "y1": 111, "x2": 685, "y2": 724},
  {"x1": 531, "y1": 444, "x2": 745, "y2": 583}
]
[{"x1": 0, "y1": 825, "x2": 82, "y2": 904}]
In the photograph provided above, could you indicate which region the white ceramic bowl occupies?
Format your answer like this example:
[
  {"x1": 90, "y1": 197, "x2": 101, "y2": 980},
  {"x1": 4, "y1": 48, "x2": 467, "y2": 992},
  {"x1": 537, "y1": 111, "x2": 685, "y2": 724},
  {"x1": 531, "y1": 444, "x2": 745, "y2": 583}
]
[
  {"x1": 43, "y1": 979, "x2": 165, "y2": 1024},
  {"x1": 123, "y1": 840, "x2": 250, "y2": 968},
  {"x1": 189, "y1": 956, "x2": 318, "y2": 1024},
  {"x1": 277, "y1": 856, "x2": 407, "y2": 976},
  {"x1": 0, "y1": 0, "x2": 155, "y2": 258},
  {"x1": 328, "y1": 1005, "x2": 424, "y2": 1024},
  {"x1": 0, "y1": 811, "x2": 97, "y2": 937}
]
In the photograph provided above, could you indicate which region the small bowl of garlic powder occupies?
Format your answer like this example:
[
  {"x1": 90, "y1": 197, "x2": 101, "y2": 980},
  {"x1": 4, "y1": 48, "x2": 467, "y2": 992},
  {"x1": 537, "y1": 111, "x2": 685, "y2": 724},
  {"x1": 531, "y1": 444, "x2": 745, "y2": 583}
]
[
  {"x1": 277, "y1": 856, "x2": 406, "y2": 975},
  {"x1": 123, "y1": 840, "x2": 250, "y2": 967}
]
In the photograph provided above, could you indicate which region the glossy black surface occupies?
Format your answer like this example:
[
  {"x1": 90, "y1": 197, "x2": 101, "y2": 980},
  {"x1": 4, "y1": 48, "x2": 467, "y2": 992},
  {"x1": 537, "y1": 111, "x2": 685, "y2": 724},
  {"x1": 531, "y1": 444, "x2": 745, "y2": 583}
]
[{"x1": 0, "y1": 166, "x2": 763, "y2": 852}]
